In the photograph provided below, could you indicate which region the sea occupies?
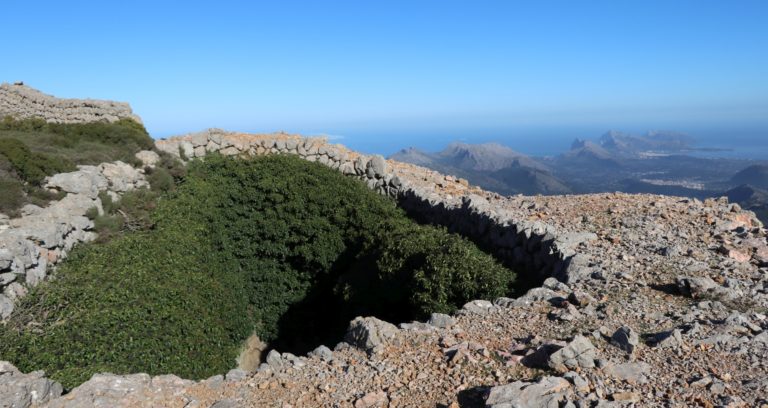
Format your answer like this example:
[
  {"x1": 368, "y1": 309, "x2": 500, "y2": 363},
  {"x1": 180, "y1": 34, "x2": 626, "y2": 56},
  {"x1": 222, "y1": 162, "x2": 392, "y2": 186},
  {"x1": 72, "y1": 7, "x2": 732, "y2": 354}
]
[{"x1": 334, "y1": 127, "x2": 768, "y2": 161}]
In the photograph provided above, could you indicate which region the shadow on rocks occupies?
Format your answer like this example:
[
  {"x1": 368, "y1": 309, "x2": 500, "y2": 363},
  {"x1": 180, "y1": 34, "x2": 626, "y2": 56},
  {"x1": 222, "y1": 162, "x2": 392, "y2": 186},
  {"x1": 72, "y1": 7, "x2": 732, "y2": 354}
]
[
  {"x1": 454, "y1": 385, "x2": 489, "y2": 408},
  {"x1": 648, "y1": 282, "x2": 680, "y2": 296}
]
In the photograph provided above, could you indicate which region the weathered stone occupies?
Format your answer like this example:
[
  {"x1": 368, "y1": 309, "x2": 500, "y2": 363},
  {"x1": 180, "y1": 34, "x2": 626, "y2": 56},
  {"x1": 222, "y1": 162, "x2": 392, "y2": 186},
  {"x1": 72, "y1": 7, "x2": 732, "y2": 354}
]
[
  {"x1": 547, "y1": 335, "x2": 597, "y2": 373},
  {"x1": 224, "y1": 369, "x2": 248, "y2": 382},
  {"x1": 676, "y1": 276, "x2": 737, "y2": 300},
  {"x1": 568, "y1": 289, "x2": 596, "y2": 307},
  {"x1": 610, "y1": 326, "x2": 639, "y2": 355},
  {"x1": 354, "y1": 391, "x2": 388, "y2": 408},
  {"x1": 0, "y1": 361, "x2": 63, "y2": 407},
  {"x1": 427, "y1": 312, "x2": 456, "y2": 328},
  {"x1": 0, "y1": 294, "x2": 14, "y2": 319},
  {"x1": 45, "y1": 167, "x2": 107, "y2": 198},
  {"x1": 345, "y1": 316, "x2": 398, "y2": 353},
  {"x1": 265, "y1": 350, "x2": 283, "y2": 368},
  {"x1": 0, "y1": 83, "x2": 142, "y2": 124},
  {"x1": 134, "y1": 150, "x2": 160, "y2": 168},
  {"x1": 461, "y1": 299, "x2": 496, "y2": 315},
  {"x1": 604, "y1": 362, "x2": 650, "y2": 384},
  {"x1": 485, "y1": 376, "x2": 572, "y2": 408},
  {"x1": 308, "y1": 345, "x2": 333, "y2": 361},
  {"x1": 650, "y1": 329, "x2": 683, "y2": 349},
  {"x1": 365, "y1": 155, "x2": 387, "y2": 179}
]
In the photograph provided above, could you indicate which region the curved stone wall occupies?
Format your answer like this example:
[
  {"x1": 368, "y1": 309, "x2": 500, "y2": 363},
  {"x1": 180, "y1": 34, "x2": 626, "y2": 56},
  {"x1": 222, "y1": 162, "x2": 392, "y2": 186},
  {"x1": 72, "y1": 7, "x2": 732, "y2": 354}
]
[
  {"x1": 156, "y1": 129, "x2": 593, "y2": 288},
  {"x1": 0, "y1": 82, "x2": 142, "y2": 124}
]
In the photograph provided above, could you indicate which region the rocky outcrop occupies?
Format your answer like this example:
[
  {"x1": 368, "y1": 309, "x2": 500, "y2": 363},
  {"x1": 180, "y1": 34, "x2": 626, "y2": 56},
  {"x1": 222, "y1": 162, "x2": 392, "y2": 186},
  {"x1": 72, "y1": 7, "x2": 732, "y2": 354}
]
[
  {"x1": 0, "y1": 83, "x2": 142, "y2": 124},
  {"x1": 0, "y1": 160, "x2": 147, "y2": 320},
  {"x1": 0, "y1": 361, "x2": 63, "y2": 408}
]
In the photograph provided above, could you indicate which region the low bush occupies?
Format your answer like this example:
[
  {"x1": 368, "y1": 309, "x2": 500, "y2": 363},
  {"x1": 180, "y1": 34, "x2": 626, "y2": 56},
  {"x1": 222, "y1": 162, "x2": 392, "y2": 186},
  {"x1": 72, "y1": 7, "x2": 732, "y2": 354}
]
[
  {"x1": 0, "y1": 154, "x2": 515, "y2": 388},
  {"x1": 0, "y1": 138, "x2": 74, "y2": 185},
  {"x1": 0, "y1": 117, "x2": 160, "y2": 213}
]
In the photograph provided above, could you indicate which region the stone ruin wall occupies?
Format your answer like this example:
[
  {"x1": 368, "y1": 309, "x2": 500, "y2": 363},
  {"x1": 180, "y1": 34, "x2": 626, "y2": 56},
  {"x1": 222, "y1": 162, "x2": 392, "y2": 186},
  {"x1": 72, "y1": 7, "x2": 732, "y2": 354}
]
[
  {"x1": 156, "y1": 129, "x2": 595, "y2": 288},
  {"x1": 0, "y1": 82, "x2": 142, "y2": 124},
  {"x1": 1, "y1": 126, "x2": 595, "y2": 322}
]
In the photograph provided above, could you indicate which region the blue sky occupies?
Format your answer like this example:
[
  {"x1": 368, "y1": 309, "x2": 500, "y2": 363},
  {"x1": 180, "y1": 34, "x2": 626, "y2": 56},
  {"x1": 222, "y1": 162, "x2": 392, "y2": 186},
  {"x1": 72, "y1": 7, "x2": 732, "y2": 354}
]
[{"x1": 2, "y1": 1, "x2": 767, "y2": 154}]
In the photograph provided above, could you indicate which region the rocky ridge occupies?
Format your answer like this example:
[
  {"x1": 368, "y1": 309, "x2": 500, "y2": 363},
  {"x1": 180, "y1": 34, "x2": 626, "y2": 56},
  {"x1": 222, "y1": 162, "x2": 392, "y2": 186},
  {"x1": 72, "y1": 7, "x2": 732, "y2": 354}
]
[
  {"x1": 0, "y1": 82, "x2": 142, "y2": 124},
  {"x1": 0, "y1": 156, "x2": 154, "y2": 319},
  {"x1": 1, "y1": 128, "x2": 768, "y2": 407}
]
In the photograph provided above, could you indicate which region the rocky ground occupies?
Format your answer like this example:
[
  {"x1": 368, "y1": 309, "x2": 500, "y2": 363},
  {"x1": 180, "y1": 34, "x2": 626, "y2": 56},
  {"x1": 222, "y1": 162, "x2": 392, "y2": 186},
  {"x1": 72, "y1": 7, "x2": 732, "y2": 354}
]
[{"x1": 2, "y1": 130, "x2": 768, "y2": 407}]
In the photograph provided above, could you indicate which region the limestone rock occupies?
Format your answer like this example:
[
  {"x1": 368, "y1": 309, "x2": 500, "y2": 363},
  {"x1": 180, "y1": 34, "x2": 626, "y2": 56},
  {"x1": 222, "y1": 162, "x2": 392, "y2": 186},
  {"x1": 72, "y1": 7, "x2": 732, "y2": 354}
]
[
  {"x1": 427, "y1": 312, "x2": 456, "y2": 328},
  {"x1": 365, "y1": 155, "x2": 387, "y2": 179},
  {"x1": 610, "y1": 326, "x2": 639, "y2": 355},
  {"x1": 345, "y1": 316, "x2": 398, "y2": 353},
  {"x1": 0, "y1": 82, "x2": 142, "y2": 124},
  {"x1": 45, "y1": 167, "x2": 107, "y2": 198},
  {"x1": 308, "y1": 345, "x2": 334, "y2": 361},
  {"x1": 461, "y1": 299, "x2": 496, "y2": 315},
  {"x1": 0, "y1": 294, "x2": 14, "y2": 319},
  {"x1": 603, "y1": 362, "x2": 651, "y2": 384},
  {"x1": 676, "y1": 276, "x2": 738, "y2": 300},
  {"x1": 485, "y1": 376, "x2": 572, "y2": 408},
  {"x1": 547, "y1": 335, "x2": 597, "y2": 373},
  {"x1": 0, "y1": 361, "x2": 63, "y2": 408},
  {"x1": 354, "y1": 391, "x2": 388, "y2": 408},
  {"x1": 134, "y1": 150, "x2": 160, "y2": 168}
]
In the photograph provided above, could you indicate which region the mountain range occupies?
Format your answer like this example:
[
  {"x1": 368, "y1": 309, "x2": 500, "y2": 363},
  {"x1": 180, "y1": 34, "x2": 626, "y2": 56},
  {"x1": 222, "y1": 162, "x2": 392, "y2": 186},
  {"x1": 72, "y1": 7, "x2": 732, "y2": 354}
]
[{"x1": 390, "y1": 131, "x2": 768, "y2": 222}]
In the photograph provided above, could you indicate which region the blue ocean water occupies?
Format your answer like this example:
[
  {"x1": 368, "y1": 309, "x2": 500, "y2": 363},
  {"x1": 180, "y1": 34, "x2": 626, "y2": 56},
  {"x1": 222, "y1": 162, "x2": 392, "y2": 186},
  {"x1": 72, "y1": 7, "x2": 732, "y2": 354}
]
[{"x1": 337, "y1": 128, "x2": 768, "y2": 160}]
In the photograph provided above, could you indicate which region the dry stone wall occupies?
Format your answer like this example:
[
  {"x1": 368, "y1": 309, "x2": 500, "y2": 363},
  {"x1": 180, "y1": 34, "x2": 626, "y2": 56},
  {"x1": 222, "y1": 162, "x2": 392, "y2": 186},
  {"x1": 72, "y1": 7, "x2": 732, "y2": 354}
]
[
  {"x1": 0, "y1": 82, "x2": 142, "y2": 124},
  {"x1": 156, "y1": 129, "x2": 593, "y2": 287}
]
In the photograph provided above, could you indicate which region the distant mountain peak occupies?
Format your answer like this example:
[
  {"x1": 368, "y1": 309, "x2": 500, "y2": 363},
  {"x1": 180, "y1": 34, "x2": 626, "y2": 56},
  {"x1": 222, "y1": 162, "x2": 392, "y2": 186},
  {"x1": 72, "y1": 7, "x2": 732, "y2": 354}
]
[
  {"x1": 598, "y1": 129, "x2": 694, "y2": 154},
  {"x1": 438, "y1": 141, "x2": 542, "y2": 172}
]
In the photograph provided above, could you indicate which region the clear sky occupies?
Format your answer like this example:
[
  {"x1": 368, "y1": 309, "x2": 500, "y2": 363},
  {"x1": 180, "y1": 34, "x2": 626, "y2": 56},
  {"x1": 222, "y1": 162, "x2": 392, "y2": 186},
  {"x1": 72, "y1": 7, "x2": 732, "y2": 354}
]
[{"x1": 2, "y1": 0, "x2": 767, "y2": 154}]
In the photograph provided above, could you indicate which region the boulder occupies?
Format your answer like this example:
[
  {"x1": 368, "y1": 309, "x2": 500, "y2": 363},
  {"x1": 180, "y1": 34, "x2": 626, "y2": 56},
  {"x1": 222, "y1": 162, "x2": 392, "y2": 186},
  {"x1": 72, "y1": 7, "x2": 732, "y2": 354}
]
[
  {"x1": 308, "y1": 345, "x2": 334, "y2": 361},
  {"x1": 365, "y1": 155, "x2": 387, "y2": 179},
  {"x1": 461, "y1": 299, "x2": 496, "y2": 315},
  {"x1": 345, "y1": 316, "x2": 398, "y2": 353},
  {"x1": 427, "y1": 313, "x2": 456, "y2": 329},
  {"x1": 485, "y1": 376, "x2": 572, "y2": 408},
  {"x1": 0, "y1": 361, "x2": 63, "y2": 407},
  {"x1": 45, "y1": 167, "x2": 107, "y2": 198},
  {"x1": 45, "y1": 373, "x2": 192, "y2": 408},
  {"x1": 547, "y1": 335, "x2": 597, "y2": 373},
  {"x1": 610, "y1": 326, "x2": 639, "y2": 355},
  {"x1": 650, "y1": 329, "x2": 684, "y2": 349},
  {"x1": 99, "y1": 161, "x2": 146, "y2": 192},
  {"x1": 676, "y1": 276, "x2": 738, "y2": 300},
  {"x1": 134, "y1": 150, "x2": 160, "y2": 168},
  {"x1": 603, "y1": 362, "x2": 650, "y2": 384}
]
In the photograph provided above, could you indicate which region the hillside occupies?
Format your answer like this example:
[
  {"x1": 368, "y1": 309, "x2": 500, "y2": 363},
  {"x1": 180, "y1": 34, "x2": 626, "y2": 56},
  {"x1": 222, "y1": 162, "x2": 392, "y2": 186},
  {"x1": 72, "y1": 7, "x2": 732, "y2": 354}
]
[
  {"x1": 390, "y1": 143, "x2": 571, "y2": 195},
  {"x1": 731, "y1": 164, "x2": 768, "y2": 189},
  {"x1": 1, "y1": 86, "x2": 768, "y2": 407},
  {"x1": 0, "y1": 117, "x2": 156, "y2": 216}
]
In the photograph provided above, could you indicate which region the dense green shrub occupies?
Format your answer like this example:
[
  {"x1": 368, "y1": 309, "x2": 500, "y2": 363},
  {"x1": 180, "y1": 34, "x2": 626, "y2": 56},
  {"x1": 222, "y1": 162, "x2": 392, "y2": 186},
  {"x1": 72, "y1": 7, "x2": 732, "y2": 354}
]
[
  {"x1": 0, "y1": 138, "x2": 74, "y2": 184},
  {"x1": 0, "y1": 154, "x2": 514, "y2": 388},
  {"x1": 0, "y1": 180, "x2": 24, "y2": 214},
  {"x1": 0, "y1": 117, "x2": 161, "y2": 213}
]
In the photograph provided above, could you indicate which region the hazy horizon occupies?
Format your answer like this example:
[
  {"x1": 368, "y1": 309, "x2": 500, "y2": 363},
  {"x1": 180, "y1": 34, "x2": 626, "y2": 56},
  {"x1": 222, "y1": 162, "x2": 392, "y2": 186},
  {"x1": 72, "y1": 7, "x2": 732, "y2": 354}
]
[{"x1": 2, "y1": 1, "x2": 767, "y2": 159}]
